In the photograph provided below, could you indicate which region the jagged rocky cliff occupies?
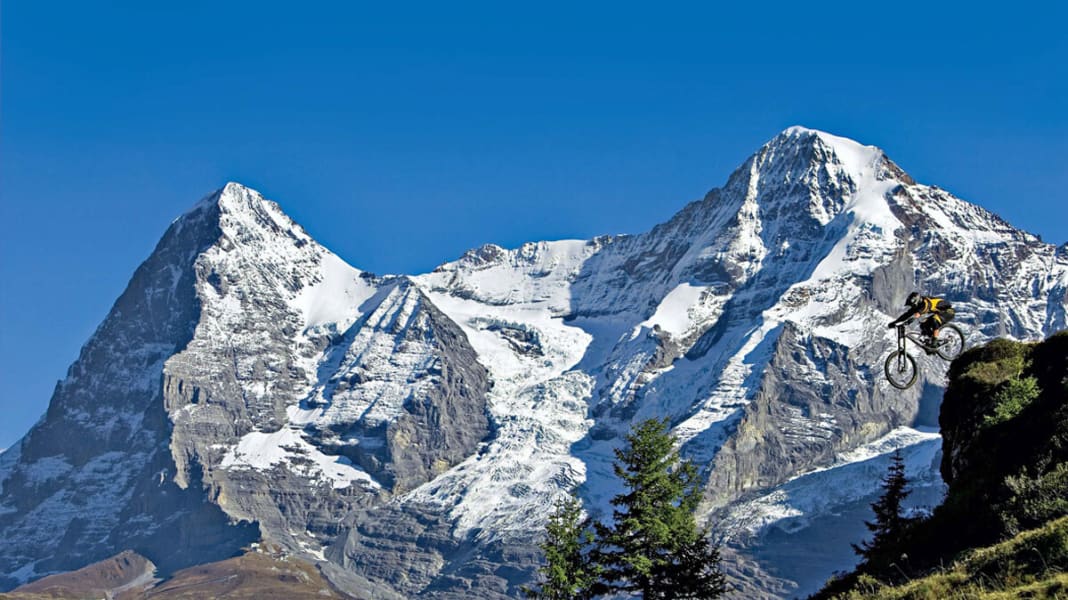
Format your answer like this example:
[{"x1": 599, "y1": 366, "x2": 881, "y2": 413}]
[{"x1": 1, "y1": 128, "x2": 1065, "y2": 598}]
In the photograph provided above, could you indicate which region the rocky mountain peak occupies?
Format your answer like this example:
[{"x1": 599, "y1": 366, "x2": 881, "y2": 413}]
[
  {"x1": 767, "y1": 126, "x2": 888, "y2": 173},
  {"x1": 729, "y1": 127, "x2": 897, "y2": 227},
  {"x1": 178, "y1": 182, "x2": 318, "y2": 256}
]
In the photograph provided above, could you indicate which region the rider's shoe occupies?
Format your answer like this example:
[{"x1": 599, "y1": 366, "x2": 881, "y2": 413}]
[
  {"x1": 921, "y1": 336, "x2": 946, "y2": 355},
  {"x1": 920, "y1": 336, "x2": 937, "y2": 354}
]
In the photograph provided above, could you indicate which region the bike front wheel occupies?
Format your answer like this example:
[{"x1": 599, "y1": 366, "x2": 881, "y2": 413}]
[
  {"x1": 885, "y1": 350, "x2": 918, "y2": 390},
  {"x1": 936, "y1": 324, "x2": 965, "y2": 360}
]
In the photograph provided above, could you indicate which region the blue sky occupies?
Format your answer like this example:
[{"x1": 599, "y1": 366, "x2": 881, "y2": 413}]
[{"x1": 1, "y1": 1, "x2": 1066, "y2": 448}]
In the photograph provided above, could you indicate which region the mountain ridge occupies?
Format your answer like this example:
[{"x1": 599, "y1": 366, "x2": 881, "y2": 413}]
[{"x1": 2, "y1": 127, "x2": 1064, "y2": 598}]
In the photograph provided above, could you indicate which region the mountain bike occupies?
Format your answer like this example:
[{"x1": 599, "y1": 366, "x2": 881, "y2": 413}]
[{"x1": 884, "y1": 320, "x2": 965, "y2": 390}]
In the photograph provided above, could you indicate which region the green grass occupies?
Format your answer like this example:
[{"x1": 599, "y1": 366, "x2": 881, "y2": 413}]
[
  {"x1": 955, "y1": 339, "x2": 1031, "y2": 387},
  {"x1": 826, "y1": 516, "x2": 1068, "y2": 599},
  {"x1": 983, "y1": 375, "x2": 1040, "y2": 427}
]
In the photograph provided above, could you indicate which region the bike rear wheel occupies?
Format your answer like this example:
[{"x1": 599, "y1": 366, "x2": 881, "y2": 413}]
[
  {"x1": 885, "y1": 350, "x2": 918, "y2": 390},
  {"x1": 936, "y1": 324, "x2": 965, "y2": 360}
]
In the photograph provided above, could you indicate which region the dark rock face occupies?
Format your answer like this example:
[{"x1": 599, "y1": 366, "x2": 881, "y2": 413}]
[
  {"x1": 295, "y1": 280, "x2": 493, "y2": 494},
  {"x1": 385, "y1": 288, "x2": 492, "y2": 494},
  {"x1": 701, "y1": 323, "x2": 910, "y2": 508},
  {"x1": 332, "y1": 503, "x2": 539, "y2": 599},
  {"x1": 0, "y1": 194, "x2": 258, "y2": 586}
]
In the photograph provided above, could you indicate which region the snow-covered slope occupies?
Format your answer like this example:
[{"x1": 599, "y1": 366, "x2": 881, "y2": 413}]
[{"x1": 1, "y1": 130, "x2": 1065, "y2": 598}]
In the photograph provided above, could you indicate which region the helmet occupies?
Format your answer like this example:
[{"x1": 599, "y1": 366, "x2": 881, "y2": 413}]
[{"x1": 905, "y1": 292, "x2": 923, "y2": 309}]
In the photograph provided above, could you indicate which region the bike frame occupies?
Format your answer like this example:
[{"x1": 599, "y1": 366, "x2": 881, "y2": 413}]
[{"x1": 896, "y1": 322, "x2": 937, "y2": 354}]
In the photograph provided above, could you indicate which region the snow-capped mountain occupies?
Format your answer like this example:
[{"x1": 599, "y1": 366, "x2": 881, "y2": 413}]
[{"x1": 1, "y1": 128, "x2": 1065, "y2": 598}]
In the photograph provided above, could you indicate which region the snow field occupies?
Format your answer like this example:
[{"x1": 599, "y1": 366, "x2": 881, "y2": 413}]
[
  {"x1": 220, "y1": 428, "x2": 379, "y2": 490},
  {"x1": 407, "y1": 281, "x2": 596, "y2": 538}
]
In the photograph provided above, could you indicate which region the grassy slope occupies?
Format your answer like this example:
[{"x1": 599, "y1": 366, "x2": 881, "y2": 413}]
[{"x1": 830, "y1": 516, "x2": 1068, "y2": 599}]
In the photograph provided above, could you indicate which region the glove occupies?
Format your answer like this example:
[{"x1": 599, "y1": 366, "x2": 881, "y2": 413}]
[{"x1": 887, "y1": 322, "x2": 897, "y2": 328}]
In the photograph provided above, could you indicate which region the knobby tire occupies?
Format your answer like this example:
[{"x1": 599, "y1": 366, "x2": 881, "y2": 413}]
[
  {"x1": 885, "y1": 350, "x2": 918, "y2": 390},
  {"x1": 936, "y1": 324, "x2": 965, "y2": 361}
]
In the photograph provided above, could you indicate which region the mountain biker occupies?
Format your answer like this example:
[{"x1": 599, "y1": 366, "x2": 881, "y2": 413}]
[{"x1": 887, "y1": 292, "x2": 956, "y2": 348}]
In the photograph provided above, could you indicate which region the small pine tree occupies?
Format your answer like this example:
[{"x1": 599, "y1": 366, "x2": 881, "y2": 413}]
[
  {"x1": 526, "y1": 494, "x2": 597, "y2": 599},
  {"x1": 656, "y1": 527, "x2": 728, "y2": 598},
  {"x1": 853, "y1": 451, "x2": 911, "y2": 563},
  {"x1": 596, "y1": 418, "x2": 726, "y2": 599}
]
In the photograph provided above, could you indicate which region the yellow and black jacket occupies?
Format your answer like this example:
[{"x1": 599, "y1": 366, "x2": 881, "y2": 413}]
[{"x1": 890, "y1": 296, "x2": 955, "y2": 328}]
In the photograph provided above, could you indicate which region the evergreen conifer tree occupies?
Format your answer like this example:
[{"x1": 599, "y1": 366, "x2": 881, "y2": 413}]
[
  {"x1": 853, "y1": 450, "x2": 911, "y2": 562},
  {"x1": 526, "y1": 494, "x2": 597, "y2": 599},
  {"x1": 596, "y1": 418, "x2": 726, "y2": 599}
]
